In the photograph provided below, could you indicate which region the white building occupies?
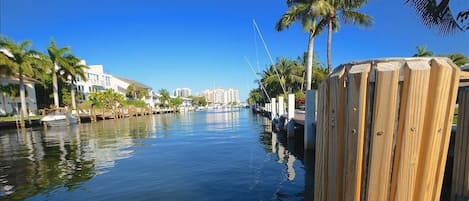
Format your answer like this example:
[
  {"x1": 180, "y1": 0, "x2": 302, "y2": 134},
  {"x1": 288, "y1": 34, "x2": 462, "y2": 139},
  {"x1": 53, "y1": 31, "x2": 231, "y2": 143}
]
[
  {"x1": 173, "y1": 88, "x2": 191, "y2": 97},
  {"x1": 200, "y1": 88, "x2": 240, "y2": 105},
  {"x1": 74, "y1": 61, "x2": 113, "y2": 100}
]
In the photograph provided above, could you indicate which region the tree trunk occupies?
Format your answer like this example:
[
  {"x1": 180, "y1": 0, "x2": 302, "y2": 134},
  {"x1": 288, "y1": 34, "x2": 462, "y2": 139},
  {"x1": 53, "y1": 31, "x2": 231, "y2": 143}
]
[
  {"x1": 19, "y1": 70, "x2": 27, "y2": 128},
  {"x1": 306, "y1": 31, "x2": 315, "y2": 90},
  {"x1": 71, "y1": 83, "x2": 77, "y2": 110},
  {"x1": 2, "y1": 92, "x2": 7, "y2": 114},
  {"x1": 52, "y1": 63, "x2": 59, "y2": 108},
  {"x1": 327, "y1": 19, "x2": 333, "y2": 73}
]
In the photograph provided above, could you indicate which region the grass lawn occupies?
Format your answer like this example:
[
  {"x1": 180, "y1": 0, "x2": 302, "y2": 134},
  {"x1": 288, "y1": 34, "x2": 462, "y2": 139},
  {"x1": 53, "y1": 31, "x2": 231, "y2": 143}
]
[{"x1": 0, "y1": 115, "x2": 42, "y2": 122}]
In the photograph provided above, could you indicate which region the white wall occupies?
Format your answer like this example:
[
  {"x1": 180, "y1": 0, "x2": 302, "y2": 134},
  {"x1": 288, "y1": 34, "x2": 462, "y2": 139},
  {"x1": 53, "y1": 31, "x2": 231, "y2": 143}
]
[{"x1": 0, "y1": 78, "x2": 37, "y2": 116}]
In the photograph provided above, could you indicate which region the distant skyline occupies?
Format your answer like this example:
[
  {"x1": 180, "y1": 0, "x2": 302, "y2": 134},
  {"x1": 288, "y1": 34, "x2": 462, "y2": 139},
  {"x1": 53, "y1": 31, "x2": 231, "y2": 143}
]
[{"x1": 1, "y1": 0, "x2": 468, "y2": 100}]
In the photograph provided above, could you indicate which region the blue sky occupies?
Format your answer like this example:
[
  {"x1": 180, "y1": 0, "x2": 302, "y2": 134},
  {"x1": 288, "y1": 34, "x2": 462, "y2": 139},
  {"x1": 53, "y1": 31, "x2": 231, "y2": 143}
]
[{"x1": 1, "y1": 0, "x2": 468, "y2": 100}]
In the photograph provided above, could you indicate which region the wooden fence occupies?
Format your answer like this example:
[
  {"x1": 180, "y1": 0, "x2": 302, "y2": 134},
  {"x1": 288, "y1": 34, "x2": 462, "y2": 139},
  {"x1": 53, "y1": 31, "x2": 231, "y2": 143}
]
[
  {"x1": 452, "y1": 87, "x2": 469, "y2": 201},
  {"x1": 315, "y1": 57, "x2": 461, "y2": 201}
]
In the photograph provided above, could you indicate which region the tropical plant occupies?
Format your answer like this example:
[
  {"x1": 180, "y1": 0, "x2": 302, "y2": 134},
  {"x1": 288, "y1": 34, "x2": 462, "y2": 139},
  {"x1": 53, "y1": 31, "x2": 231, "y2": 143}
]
[
  {"x1": 60, "y1": 54, "x2": 88, "y2": 110},
  {"x1": 413, "y1": 45, "x2": 434, "y2": 57},
  {"x1": 192, "y1": 96, "x2": 208, "y2": 106},
  {"x1": 247, "y1": 88, "x2": 263, "y2": 105},
  {"x1": 126, "y1": 83, "x2": 147, "y2": 100},
  {"x1": 169, "y1": 97, "x2": 183, "y2": 110},
  {"x1": 445, "y1": 53, "x2": 468, "y2": 66},
  {"x1": 158, "y1": 89, "x2": 170, "y2": 107},
  {"x1": 276, "y1": 0, "x2": 332, "y2": 90},
  {"x1": 0, "y1": 36, "x2": 49, "y2": 125},
  {"x1": 47, "y1": 39, "x2": 74, "y2": 108},
  {"x1": 406, "y1": 0, "x2": 468, "y2": 34},
  {"x1": 321, "y1": 0, "x2": 372, "y2": 72}
]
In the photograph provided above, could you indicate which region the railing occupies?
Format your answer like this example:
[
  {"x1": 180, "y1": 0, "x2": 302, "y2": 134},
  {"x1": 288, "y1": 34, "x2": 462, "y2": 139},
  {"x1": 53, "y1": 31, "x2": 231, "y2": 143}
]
[{"x1": 314, "y1": 58, "x2": 461, "y2": 201}]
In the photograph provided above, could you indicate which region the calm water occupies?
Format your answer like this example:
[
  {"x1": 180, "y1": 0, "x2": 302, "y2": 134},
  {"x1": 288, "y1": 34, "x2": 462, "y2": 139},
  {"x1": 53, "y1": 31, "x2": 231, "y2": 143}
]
[{"x1": 0, "y1": 109, "x2": 313, "y2": 201}]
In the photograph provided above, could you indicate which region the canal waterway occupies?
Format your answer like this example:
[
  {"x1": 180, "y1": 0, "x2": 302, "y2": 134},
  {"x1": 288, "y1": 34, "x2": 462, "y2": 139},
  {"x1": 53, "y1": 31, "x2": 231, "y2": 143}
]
[{"x1": 0, "y1": 109, "x2": 313, "y2": 201}]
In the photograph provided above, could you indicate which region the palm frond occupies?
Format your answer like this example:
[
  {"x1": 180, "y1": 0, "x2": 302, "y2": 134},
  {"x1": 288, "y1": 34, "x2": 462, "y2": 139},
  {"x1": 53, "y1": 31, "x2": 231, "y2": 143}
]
[
  {"x1": 406, "y1": 0, "x2": 462, "y2": 34},
  {"x1": 341, "y1": 9, "x2": 373, "y2": 27}
]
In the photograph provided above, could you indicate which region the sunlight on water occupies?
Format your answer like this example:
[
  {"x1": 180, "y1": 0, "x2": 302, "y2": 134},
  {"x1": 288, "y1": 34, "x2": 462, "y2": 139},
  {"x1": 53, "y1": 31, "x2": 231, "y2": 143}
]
[{"x1": 0, "y1": 109, "x2": 312, "y2": 201}]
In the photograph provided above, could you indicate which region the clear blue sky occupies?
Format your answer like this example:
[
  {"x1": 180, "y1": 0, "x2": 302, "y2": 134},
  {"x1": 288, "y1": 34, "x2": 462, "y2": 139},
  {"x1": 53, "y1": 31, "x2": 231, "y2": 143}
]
[{"x1": 1, "y1": 0, "x2": 468, "y2": 100}]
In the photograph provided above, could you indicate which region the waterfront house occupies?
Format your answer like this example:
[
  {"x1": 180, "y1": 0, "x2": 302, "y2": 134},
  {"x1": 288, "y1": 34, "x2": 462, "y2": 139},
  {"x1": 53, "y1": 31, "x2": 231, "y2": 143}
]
[{"x1": 0, "y1": 75, "x2": 38, "y2": 116}]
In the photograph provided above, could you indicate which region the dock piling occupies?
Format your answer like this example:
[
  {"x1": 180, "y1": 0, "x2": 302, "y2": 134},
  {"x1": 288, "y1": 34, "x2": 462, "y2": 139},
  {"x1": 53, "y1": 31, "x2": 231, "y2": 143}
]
[{"x1": 304, "y1": 90, "x2": 316, "y2": 150}]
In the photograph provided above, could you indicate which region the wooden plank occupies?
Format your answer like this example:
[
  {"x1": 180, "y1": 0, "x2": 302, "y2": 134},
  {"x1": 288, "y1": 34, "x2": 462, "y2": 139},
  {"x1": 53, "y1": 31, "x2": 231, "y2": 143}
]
[
  {"x1": 327, "y1": 67, "x2": 346, "y2": 201},
  {"x1": 343, "y1": 63, "x2": 370, "y2": 201},
  {"x1": 451, "y1": 89, "x2": 464, "y2": 201},
  {"x1": 365, "y1": 63, "x2": 400, "y2": 201},
  {"x1": 390, "y1": 60, "x2": 431, "y2": 201},
  {"x1": 431, "y1": 59, "x2": 460, "y2": 201},
  {"x1": 463, "y1": 89, "x2": 469, "y2": 198},
  {"x1": 414, "y1": 59, "x2": 455, "y2": 201},
  {"x1": 315, "y1": 81, "x2": 329, "y2": 201}
]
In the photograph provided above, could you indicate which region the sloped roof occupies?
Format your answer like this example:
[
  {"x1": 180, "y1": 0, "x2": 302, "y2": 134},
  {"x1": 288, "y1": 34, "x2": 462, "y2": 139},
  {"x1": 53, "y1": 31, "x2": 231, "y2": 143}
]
[{"x1": 113, "y1": 75, "x2": 152, "y2": 90}]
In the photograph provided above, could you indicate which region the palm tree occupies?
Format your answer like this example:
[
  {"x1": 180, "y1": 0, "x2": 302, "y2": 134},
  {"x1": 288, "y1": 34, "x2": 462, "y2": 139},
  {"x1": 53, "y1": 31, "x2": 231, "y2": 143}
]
[
  {"x1": 47, "y1": 39, "x2": 73, "y2": 108},
  {"x1": 0, "y1": 36, "x2": 49, "y2": 127},
  {"x1": 158, "y1": 89, "x2": 170, "y2": 108},
  {"x1": 321, "y1": 0, "x2": 372, "y2": 72},
  {"x1": 446, "y1": 53, "x2": 468, "y2": 66},
  {"x1": 406, "y1": 0, "x2": 468, "y2": 34},
  {"x1": 276, "y1": 0, "x2": 331, "y2": 90},
  {"x1": 413, "y1": 45, "x2": 434, "y2": 57},
  {"x1": 60, "y1": 55, "x2": 88, "y2": 110}
]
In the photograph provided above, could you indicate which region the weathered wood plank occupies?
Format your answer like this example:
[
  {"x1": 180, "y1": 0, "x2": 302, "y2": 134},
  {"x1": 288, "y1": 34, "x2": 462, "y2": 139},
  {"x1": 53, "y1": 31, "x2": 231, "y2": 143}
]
[
  {"x1": 315, "y1": 81, "x2": 329, "y2": 201},
  {"x1": 451, "y1": 88, "x2": 466, "y2": 201},
  {"x1": 343, "y1": 63, "x2": 370, "y2": 201},
  {"x1": 431, "y1": 59, "x2": 460, "y2": 201},
  {"x1": 463, "y1": 89, "x2": 469, "y2": 198},
  {"x1": 327, "y1": 67, "x2": 346, "y2": 201},
  {"x1": 365, "y1": 63, "x2": 400, "y2": 201},
  {"x1": 414, "y1": 59, "x2": 455, "y2": 201},
  {"x1": 390, "y1": 60, "x2": 431, "y2": 201}
]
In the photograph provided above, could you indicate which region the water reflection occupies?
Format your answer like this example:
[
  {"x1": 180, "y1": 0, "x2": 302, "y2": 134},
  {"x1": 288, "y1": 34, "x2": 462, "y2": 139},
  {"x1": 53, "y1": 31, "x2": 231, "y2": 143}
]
[
  {"x1": 257, "y1": 114, "x2": 313, "y2": 201},
  {"x1": 0, "y1": 117, "x2": 155, "y2": 200}
]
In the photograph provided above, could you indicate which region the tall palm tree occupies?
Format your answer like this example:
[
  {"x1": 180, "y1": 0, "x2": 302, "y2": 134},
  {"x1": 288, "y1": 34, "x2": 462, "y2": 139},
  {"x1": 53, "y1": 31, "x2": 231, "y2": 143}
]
[
  {"x1": 158, "y1": 89, "x2": 170, "y2": 108},
  {"x1": 0, "y1": 36, "x2": 49, "y2": 126},
  {"x1": 60, "y1": 55, "x2": 88, "y2": 110},
  {"x1": 47, "y1": 39, "x2": 73, "y2": 108},
  {"x1": 276, "y1": 0, "x2": 331, "y2": 90},
  {"x1": 406, "y1": 0, "x2": 468, "y2": 34},
  {"x1": 321, "y1": 0, "x2": 372, "y2": 72},
  {"x1": 413, "y1": 45, "x2": 434, "y2": 57}
]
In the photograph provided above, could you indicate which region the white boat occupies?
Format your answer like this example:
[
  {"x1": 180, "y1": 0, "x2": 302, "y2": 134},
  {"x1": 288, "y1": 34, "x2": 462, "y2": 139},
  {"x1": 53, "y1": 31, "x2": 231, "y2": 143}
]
[{"x1": 40, "y1": 112, "x2": 78, "y2": 127}]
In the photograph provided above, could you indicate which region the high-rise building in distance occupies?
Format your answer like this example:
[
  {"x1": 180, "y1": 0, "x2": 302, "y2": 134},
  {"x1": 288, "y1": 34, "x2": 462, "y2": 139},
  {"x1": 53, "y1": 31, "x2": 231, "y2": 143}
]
[{"x1": 173, "y1": 88, "x2": 192, "y2": 97}]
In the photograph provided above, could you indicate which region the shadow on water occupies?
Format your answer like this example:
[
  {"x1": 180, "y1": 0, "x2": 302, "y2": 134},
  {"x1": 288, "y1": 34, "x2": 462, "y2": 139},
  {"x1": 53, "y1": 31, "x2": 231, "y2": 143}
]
[{"x1": 0, "y1": 117, "x2": 156, "y2": 201}]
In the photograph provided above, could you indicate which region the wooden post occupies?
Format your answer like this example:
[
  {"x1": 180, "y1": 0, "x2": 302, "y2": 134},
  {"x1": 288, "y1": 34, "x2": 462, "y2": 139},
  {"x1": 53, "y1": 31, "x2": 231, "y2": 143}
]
[
  {"x1": 278, "y1": 96, "x2": 285, "y2": 129},
  {"x1": 304, "y1": 90, "x2": 316, "y2": 150},
  {"x1": 271, "y1": 98, "x2": 276, "y2": 121},
  {"x1": 451, "y1": 87, "x2": 469, "y2": 201},
  {"x1": 287, "y1": 94, "x2": 295, "y2": 137}
]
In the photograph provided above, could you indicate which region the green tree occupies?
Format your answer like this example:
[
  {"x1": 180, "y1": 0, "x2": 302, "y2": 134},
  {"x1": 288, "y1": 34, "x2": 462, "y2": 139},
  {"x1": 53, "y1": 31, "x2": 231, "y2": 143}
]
[
  {"x1": 0, "y1": 36, "x2": 49, "y2": 125},
  {"x1": 60, "y1": 55, "x2": 88, "y2": 110},
  {"x1": 169, "y1": 97, "x2": 183, "y2": 110},
  {"x1": 276, "y1": 0, "x2": 331, "y2": 90},
  {"x1": 192, "y1": 96, "x2": 207, "y2": 106},
  {"x1": 413, "y1": 45, "x2": 434, "y2": 57},
  {"x1": 47, "y1": 39, "x2": 74, "y2": 108},
  {"x1": 158, "y1": 88, "x2": 170, "y2": 107},
  {"x1": 247, "y1": 88, "x2": 263, "y2": 105},
  {"x1": 406, "y1": 0, "x2": 468, "y2": 34},
  {"x1": 126, "y1": 83, "x2": 147, "y2": 100},
  {"x1": 321, "y1": 0, "x2": 372, "y2": 72}
]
